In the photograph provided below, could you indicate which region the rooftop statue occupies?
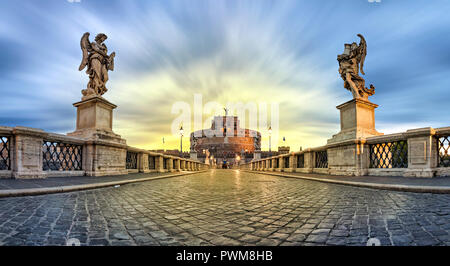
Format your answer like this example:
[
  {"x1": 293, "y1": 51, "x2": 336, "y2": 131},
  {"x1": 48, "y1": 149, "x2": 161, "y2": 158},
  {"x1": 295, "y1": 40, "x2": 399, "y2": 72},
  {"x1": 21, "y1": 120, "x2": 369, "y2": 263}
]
[
  {"x1": 337, "y1": 34, "x2": 375, "y2": 100},
  {"x1": 78, "y1": 32, "x2": 115, "y2": 98}
]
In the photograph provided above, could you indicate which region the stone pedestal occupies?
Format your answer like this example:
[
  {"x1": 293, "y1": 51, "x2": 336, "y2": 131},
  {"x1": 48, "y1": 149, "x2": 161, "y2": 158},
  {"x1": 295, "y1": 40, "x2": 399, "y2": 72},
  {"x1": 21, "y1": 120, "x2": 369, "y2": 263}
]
[
  {"x1": 190, "y1": 151, "x2": 197, "y2": 161},
  {"x1": 67, "y1": 96, "x2": 128, "y2": 177},
  {"x1": 327, "y1": 98, "x2": 383, "y2": 176},
  {"x1": 68, "y1": 96, "x2": 124, "y2": 142},
  {"x1": 328, "y1": 98, "x2": 383, "y2": 144},
  {"x1": 253, "y1": 150, "x2": 261, "y2": 160}
]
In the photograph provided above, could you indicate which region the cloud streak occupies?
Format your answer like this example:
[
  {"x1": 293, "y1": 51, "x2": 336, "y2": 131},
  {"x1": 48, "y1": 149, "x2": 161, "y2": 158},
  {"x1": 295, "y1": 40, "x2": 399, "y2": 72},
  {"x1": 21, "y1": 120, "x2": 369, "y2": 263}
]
[{"x1": 0, "y1": 0, "x2": 449, "y2": 151}]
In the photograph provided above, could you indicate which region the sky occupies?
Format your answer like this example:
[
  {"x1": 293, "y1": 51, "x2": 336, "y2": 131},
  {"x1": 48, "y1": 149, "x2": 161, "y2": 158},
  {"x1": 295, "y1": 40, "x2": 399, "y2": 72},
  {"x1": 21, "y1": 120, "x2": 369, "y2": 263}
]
[{"x1": 0, "y1": 0, "x2": 449, "y2": 151}]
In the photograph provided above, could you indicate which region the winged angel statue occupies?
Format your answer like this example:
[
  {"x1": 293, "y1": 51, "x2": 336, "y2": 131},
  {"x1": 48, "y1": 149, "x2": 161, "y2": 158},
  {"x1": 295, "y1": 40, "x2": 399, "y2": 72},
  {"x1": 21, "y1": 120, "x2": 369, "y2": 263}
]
[
  {"x1": 337, "y1": 34, "x2": 375, "y2": 100},
  {"x1": 78, "y1": 32, "x2": 115, "y2": 98}
]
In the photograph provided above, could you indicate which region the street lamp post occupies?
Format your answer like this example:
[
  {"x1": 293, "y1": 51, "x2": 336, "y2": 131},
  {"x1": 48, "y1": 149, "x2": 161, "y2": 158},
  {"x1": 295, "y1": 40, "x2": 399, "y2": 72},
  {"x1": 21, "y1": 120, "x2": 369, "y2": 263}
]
[
  {"x1": 179, "y1": 125, "x2": 184, "y2": 156},
  {"x1": 268, "y1": 126, "x2": 272, "y2": 156}
]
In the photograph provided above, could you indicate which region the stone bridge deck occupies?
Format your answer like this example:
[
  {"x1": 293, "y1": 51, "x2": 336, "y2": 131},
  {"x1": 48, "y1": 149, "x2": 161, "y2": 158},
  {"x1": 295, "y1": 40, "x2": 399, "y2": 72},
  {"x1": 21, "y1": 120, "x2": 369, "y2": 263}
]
[{"x1": 0, "y1": 169, "x2": 450, "y2": 246}]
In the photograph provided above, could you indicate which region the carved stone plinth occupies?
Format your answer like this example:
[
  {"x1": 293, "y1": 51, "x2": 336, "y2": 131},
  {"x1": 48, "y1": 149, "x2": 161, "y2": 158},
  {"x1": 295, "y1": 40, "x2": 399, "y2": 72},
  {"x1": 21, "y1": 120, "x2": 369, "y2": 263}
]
[
  {"x1": 328, "y1": 98, "x2": 383, "y2": 144},
  {"x1": 12, "y1": 127, "x2": 47, "y2": 179},
  {"x1": 326, "y1": 98, "x2": 383, "y2": 176},
  {"x1": 68, "y1": 96, "x2": 128, "y2": 177},
  {"x1": 253, "y1": 150, "x2": 261, "y2": 160},
  {"x1": 68, "y1": 96, "x2": 121, "y2": 139}
]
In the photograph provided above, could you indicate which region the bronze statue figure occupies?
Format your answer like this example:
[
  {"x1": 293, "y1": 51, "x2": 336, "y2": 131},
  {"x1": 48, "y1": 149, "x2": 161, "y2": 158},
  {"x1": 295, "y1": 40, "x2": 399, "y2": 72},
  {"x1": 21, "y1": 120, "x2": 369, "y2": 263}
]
[
  {"x1": 337, "y1": 34, "x2": 375, "y2": 100},
  {"x1": 79, "y1": 32, "x2": 115, "y2": 98}
]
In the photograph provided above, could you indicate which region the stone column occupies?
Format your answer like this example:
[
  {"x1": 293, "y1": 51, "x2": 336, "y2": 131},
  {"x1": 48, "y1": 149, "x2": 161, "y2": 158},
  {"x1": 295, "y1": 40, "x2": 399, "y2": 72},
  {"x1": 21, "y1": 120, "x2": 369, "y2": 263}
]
[
  {"x1": 270, "y1": 158, "x2": 276, "y2": 171},
  {"x1": 167, "y1": 158, "x2": 174, "y2": 172},
  {"x1": 180, "y1": 160, "x2": 185, "y2": 171},
  {"x1": 138, "y1": 152, "x2": 150, "y2": 173},
  {"x1": 174, "y1": 159, "x2": 181, "y2": 171},
  {"x1": 303, "y1": 151, "x2": 314, "y2": 173},
  {"x1": 12, "y1": 127, "x2": 46, "y2": 179},
  {"x1": 155, "y1": 155, "x2": 164, "y2": 173},
  {"x1": 277, "y1": 157, "x2": 284, "y2": 172},
  {"x1": 404, "y1": 127, "x2": 436, "y2": 178},
  {"x1": 285, "y1": 154, "x2": 296, "y2": 172}
]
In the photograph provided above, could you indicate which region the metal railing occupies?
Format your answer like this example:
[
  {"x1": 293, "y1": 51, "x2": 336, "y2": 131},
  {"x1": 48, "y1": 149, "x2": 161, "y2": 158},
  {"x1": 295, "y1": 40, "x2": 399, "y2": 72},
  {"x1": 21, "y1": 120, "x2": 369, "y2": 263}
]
[
  {"x1": 0, "y1": 136, "x2": 10, "y2": 170},
  {"x1": 369, "y1": 140, "x2": 408, "y2": 168},
  {"x1": 284, "y1": 157, "x2": 290, "y2": 168},
  {"x1": 126, "y1": 151, "x2": 138, "y2": 169},
  {"x1": 315, "y1": 150, "x2": 328, "y2": 168},
  {"x1": 43, "y1": 141, "x2": 82, "y2": 171},
  {"x1": 437, "y1": 135, "x2": 450, "y2": 167}
]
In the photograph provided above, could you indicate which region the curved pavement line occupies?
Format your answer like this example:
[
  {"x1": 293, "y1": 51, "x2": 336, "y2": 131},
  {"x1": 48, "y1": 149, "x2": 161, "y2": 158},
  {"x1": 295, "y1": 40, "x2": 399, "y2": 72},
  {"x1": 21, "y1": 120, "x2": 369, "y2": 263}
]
[
  {"x1": 244, "y1": 170, "x2": 450, "y2": 194},
  {"x1": 0, "y1": 171, "x2": 208, "y2": 198}
]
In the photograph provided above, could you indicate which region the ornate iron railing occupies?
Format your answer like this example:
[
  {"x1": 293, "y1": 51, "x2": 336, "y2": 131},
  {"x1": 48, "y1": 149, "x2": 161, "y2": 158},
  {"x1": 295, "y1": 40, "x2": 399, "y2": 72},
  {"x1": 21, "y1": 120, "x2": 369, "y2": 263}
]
[
  {"x1": 269, "y1": 159, "x2": 272, "y2": 168},
  {"x1": 163, "y1": 158, "x2": 168, "y2": 169},
  {"x1": 297, "y1": 154, "x2": 304, "y2": 168},
  {"x1": 43, "y1": 141, "x2": 82, "y2": 171},
  {"x1": 173, "y1": 159, "x2": 176, "y2": 169},
  {"x1": 0, "y1": 136, "x2": 10, "y2": 170},
  {"x1": 315, "y1": 150, "x2": 328, "y2": 168},
  {"x1": 284, "y1": 157, "x2": 290, "y2": 168},
  {"x1": 148, "y1": 155, "x2": 156, "y2": 169},
  {"x1": 126, "y1": 151, "x2": 138, "y2": 169},
  {"x1": 437, "y1": 135, "x2": 450, "y2": 167},
  {"x1": 369, "y1": 140, "x2": 408, "y2": 168},
  {"x1": 275, "y1": 158, "x2": 279, "y2": 168}
]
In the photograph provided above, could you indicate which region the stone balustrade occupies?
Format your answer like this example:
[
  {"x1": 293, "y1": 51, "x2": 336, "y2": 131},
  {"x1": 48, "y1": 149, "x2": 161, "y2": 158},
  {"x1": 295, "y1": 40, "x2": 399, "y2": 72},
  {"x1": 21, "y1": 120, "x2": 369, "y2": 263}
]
[
  {"x1": 241, "y1": 126, "x2": 450, "y2": 178},
  {"x1": 0, "y1": 126, "x2": 207, "y2": 179}
]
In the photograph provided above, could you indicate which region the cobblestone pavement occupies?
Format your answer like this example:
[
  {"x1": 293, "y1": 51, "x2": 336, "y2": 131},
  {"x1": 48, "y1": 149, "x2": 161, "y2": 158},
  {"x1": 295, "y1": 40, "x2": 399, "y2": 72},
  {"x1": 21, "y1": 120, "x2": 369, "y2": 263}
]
[
  {"x1": 1, "y1": 169, "x2": 450, "y2": 246},
  {"x1": 252, "y1": 171, "x2": 450, "y2": 187},
  {"x1": 0, "y1": 172, "x2": 176, "y2": 190}
]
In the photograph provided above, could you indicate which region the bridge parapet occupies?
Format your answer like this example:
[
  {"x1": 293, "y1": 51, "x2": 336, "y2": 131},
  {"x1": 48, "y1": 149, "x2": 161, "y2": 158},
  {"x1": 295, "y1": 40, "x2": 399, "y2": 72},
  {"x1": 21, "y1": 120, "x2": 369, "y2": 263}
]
[
  {"x1": 0, "y1": 126, "x2": 208, "y2": 179},
  {"x1": 240, "y1": 126, "x2": 450, "y2": 178}
]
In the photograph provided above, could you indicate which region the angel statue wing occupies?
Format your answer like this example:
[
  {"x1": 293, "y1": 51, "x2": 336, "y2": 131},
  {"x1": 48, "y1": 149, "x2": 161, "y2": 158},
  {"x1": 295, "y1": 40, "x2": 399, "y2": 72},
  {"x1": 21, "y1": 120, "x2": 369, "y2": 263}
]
[
  {"x1": 357, "y1": 34, "x2": 367, "y2": 75},
  {"x1": 78, "y1": 32, "x2": 92, "y2": 71},
  {"x1": 107, "y1": 52, "x2": 115, "y2": 71}
]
